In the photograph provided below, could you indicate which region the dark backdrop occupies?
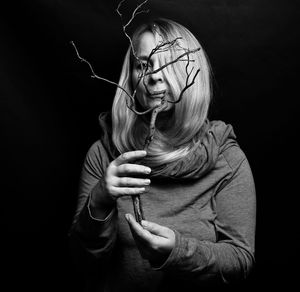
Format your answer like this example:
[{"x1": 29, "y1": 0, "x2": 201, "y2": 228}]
[{"x1": 1, "y1": 0, "x2": 299, "y2": 291}]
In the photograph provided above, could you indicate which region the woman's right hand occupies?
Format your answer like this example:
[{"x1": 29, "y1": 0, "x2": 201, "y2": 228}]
[{"x1": 90, "y1": 150, "x2": 151, "y2": 215}]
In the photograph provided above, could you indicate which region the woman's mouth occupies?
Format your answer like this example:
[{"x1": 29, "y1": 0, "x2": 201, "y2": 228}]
[{"x1": 149, "y1": 90, "x2": 166, "y2": 98}]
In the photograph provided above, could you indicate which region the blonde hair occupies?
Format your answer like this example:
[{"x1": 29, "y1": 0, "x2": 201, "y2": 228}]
[{"x1": 111, "y1": 18, "x2": 212, "y2": 168}]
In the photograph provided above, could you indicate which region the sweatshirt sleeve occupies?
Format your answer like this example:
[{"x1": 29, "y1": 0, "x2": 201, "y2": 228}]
[
  {"x1": 69, "y1": 140, "x2": 118, "y2": 260},
  {"x1": 154, "y1": 148, "x2": 256, "y2": 285}
]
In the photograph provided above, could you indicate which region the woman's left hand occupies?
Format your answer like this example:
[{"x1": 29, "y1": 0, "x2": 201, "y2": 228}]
[{"x1": 125, "y1": 213, "x2": 175, "y2": 266}]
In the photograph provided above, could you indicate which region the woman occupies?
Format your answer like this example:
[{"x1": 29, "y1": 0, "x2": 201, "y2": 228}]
[{"x1": 69, "y1": 18, "x2": 256, "y2": 291}]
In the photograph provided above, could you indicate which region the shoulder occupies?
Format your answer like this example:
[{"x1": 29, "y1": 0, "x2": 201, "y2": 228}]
[
  {"x1": 84, "y1": 140, "x2": 111, "y2": 172},
  {"x1": 213, "y1": 134, "x2": 255, "y2": 196},
  {"x1": 87, "y1": 139, "x2": 106, "y2": 156},
  {"x1": 222, "y1": 143, "x2": 248, "y2": 174},
  {"x1": 208, "y1": 119, "x2": 249, "y2": 172},
  {"x1": 207, "y1": 120, "x2": 236, "y2": 147}
]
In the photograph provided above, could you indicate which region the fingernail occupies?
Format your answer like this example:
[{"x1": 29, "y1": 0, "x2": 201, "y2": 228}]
[
  {"x1": 141, "y1": 220, "x2": 147, "y2": 227},
  {"x1": 145, "y1": 168, "x2": 151, "y2": 174},
  {"x1": 125, "y1": 214, "x2": 130, "y2": 221},
  {"x1": 145, "y1": 179, "x2": 151, "y2": 185}
]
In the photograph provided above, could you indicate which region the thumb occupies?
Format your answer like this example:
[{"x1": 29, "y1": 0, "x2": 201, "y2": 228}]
[{"x1": 141, "y1": 220, "x2": 170, "y2": 238}]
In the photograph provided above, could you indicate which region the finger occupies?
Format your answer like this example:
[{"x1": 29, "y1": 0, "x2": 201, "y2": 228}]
[
  {"x1": 125, "y1": 213, "x2": 153, "y2": 242},
  {"x1": 114, "y1": 151, "x2": 147, "y2": 166},
  {"x1": 141, "y1": 220, "x2": 171, "y2": 238},
  {"x1": 117, "y1": 177, "x2": 151, "y2": 187},
  {"x1": 109, "y1": 186, "x2": 146, "y2": 197},
  {"x1": 117, "y1": 164, "x2": 151, "y2": 176}
]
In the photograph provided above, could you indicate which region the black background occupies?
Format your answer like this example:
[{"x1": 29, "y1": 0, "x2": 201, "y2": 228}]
[{"x1": 1, "y1": 0, "x2": 299, "y2": 291}]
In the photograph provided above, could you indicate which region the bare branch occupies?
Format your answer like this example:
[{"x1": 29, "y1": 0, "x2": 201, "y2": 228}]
[
  {"x1": 127, "y1": 1, "x2": 149, "y2": 28},
  {"x1": 144, "y1": 47, "x2": 201, "y2": 76},
  {"x1": 143, "y1": 102, "x2": 167, "y2": 149},
  {"x1": 71, "y1": 0, "x2": 202, "y2": 224},
  {"x1": 138, "y1": 44, "x2": 200, "y2": 98},
  {"x1": 116, "y1": 0, "x2": 126, "y2": 17},
  {"x1": 71, "y1": 40, "x2": 155, "y2": 117},
  {"x1": 168, "y1": 69, "x2": 200, "y2": 104},
  {"x1": 71, "y1": 41, "x2": 133, "y2": 99},
  {"x1": 116, "y1": 0, "x2": 150, "y2": 60},
  {"x1": 168, "y1": 51, "x2": 200, "y2": 105}
]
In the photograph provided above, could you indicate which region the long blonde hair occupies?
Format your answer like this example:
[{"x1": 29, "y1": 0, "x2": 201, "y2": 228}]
[{"x1": 111, "y1": 18, "x2": 212, "y2": 168}]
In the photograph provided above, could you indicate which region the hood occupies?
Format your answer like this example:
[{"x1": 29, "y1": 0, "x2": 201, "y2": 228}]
[{"x1": 98, "y1": 112, "x2": 237, "y2": 181}]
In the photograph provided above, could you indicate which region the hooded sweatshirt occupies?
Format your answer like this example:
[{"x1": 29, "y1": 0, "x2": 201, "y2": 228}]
[{"x1": 69, "y1": 113, "x2": 256, "y2": 292}]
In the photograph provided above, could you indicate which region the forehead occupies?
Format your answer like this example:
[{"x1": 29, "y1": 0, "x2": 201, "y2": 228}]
[{"x1": 135, "y1": 31, "x2": 159, "y2": 56}]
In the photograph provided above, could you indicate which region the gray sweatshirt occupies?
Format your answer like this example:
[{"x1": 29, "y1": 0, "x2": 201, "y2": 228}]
[{"x1": 69, "y1": 119, "x2": 256, "y2": 292}]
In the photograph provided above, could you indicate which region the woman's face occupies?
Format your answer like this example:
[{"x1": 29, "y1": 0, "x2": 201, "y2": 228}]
[{"x1": 131, "y1": 31, "x2": 173, "y2": 111}]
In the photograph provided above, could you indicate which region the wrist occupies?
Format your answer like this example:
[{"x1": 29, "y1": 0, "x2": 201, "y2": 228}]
[
  {"x1": 90, "y1": 193, "x2": 115, "y2": 210},
  {"x1": 89, "y1": 190, "x2": 115, "y2": 220},
  {"x1": 90, "y1": 180, "x2": 116, "y2": 209}
]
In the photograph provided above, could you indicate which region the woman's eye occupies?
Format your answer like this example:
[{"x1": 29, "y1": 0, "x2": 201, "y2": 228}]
[{"x1": 137, "y1": 62, "x2": 148, "y2": 70}]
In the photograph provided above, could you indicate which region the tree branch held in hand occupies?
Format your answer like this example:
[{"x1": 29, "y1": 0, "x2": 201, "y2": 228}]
[{"x1": 71, "y1": 0, "x2": 201, "y2": 224}]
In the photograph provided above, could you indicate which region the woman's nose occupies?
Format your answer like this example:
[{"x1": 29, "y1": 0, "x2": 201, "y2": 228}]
[
  {"x1": 148, "y1": 67, "x2": 164, "y2": 84},
  {"x1": 148, "y1": 60, "x2": 164, "y2": 84}
]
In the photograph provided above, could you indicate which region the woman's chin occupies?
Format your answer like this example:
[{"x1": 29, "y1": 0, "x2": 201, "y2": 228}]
[{"x1": 145, "y1": 99, "x2": 172, "y2": 111}]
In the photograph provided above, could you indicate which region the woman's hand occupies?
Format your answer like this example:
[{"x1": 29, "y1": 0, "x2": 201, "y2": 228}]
[
  {"x1": 90, "y1": 150, "x2": 151, "y2": 214},
  {"x1": 125, "y1": 213, "x2": 175, "y2": 266},
  {"x1": 105, "y1": 150, "x2": 151, "y2": 199}
]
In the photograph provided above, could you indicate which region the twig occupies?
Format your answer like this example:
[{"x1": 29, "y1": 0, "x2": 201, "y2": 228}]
[
  {"x1": 116, "y1": 0, "x2": 150, "y2": 60},
  {"x1": 70, "y1": 40, "x2": 151, "y2": 116}
]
